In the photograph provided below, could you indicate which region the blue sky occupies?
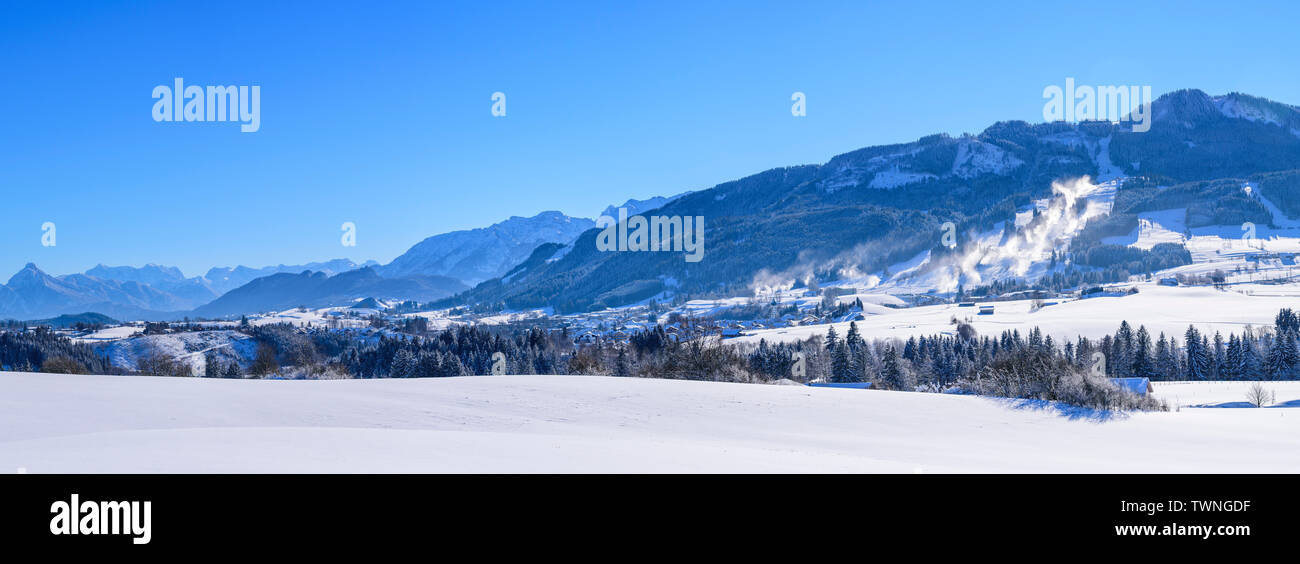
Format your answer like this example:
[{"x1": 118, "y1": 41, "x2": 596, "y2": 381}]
[{"x1": 2, "y1": 0, "x2": 1298, "y2": 278}]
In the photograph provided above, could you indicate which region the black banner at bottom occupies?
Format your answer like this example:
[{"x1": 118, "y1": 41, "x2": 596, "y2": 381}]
[{"x1": 0, "y1": 474, "x2": 1282, "y2": 553}]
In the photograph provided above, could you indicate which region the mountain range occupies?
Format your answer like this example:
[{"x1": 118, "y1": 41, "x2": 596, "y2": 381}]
[
  {"x1": 201, "y1": 259, "x2": 381, "y2": 294},
  {"x1": 191, "y1": 267, "x2": 467, "y2": 318},
  {"x1": 0, "y1": 259, "x2": 384, "y2": 320},
  {"x1": 11, "y1": 89, "x2": 1300, "y2": 320},
  {"x1": 597, "y1": 193, "x2": 691, "y2": 220},
  {"x1": 434, "y1": 90, "x2": 1300, "y2": 313},
  {"x1": 0, "y1": 205, "x2": 643, "y2": 320}
]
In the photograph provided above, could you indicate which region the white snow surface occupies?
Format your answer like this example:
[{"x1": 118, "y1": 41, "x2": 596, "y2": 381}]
[
  {"x1": 101, "y1": 330, "x2": 256, "y2": 376},
  {"x1": 72, "y1": 325, "x2": 143, "y2": 343},
  {"x1": 739, "y1": 284, "x2": 1300, "y2": 347},
  {"x1": 1102, "y1": 208, "x2": 1188, "y2": 249},
  {"x1": 0, "y1": 373, "x2": 1296, "y2": 473},
  {"x1": 1154, "y1": 381, "x2": 1300, "y2": 408}
]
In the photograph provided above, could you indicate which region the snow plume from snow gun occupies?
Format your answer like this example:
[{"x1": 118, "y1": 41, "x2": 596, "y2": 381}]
[
  {"x1": 747, "y1": 176, "x2": 1112, "y2": 296},
  {"x1": 930, "y1": 175, "x2": 1111, "y2": 292},
  {"x1": 748, "y1": 238, "x2": 904, "y2": 296}
]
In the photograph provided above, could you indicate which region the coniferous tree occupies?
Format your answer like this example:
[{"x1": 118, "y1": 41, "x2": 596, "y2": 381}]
[
  {"x1": 845, "y1": 322, "x2": 864, "y2": 353},
  {"x1": 1212, "y1": 331, "x2": 1226, "y2": 380},
  {"x1": 1184, "y1": 326, "x2": 1209, "y2": 380},
  {"x1": 1113, "y1": 321, "x2": 1134, "y2": 378},
  {"x1": 1154, "y1": 333, "x2": 1176, "y2": 380},
  {"x1": 204, "y1": 352, "x2": 221, "y2": 378},
  {"x1": 1028, "y1": 327, "x2": 1043, "y2": 350},
  {"x1": 844, "y1": 322, "x2": 865, "y2": 381},
  {"x1": 831, "y1": 341, "x2": 852, "y2": 383},
  {"x1": 1276, "y1": 308, "x2": 1299, "y2": 335},
  {"x1": 1076, "y1": 337, "x2": 1095, "y2": 371},
  {"x1": 1225, "y1": 334, "x2": 1242, "y2": 380},
  {"x1": 1131, "y1": 325, "x2": 1154, "y2": 379},
  {"x1": 879, "y1": 345, "x2": 910, "y2": 391},
  {"x1": 823, "y1": 326, "x2": 839, "y2": 353},
  {"x1": 1099, "y1": 335, "x2": 1115, "y2": 376},
  {"x1": 1266, "y1": 332, "x2": 1298, "y2": 380},
  {"x1": 1241, "y1": 335, "x2": 1263, "y2": 380},
  {"x1": 390, "y1": 348, "x2": 417, "y2": 378},
  {"x1": 614, "y1": 347, "x2": 630, "y2": 377}
]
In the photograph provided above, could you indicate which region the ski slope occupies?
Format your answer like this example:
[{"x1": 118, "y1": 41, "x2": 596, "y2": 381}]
[{"x1": 0, "y1": 373, "x2": 1296, "y2": 473}]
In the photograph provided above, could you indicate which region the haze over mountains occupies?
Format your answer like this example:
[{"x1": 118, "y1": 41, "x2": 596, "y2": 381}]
[
  {"x1": 0, "y1": 260, "x2": 383, "y2": 320},
  {"x1": 596, "y1": 193, "x2": 692, "y2": 220},
  {"x1": 0, "y1": 201, "x2": 666, "y2": 320},
  {"x1": 377, "y1": 211, "x2": 596, "y2": 284},
  {"x1": 191, "y1": 268, "x2": 467, "y2": 318},
  {"x1": 9, "y1": 89, "x2": 1300, "y2": 321}
]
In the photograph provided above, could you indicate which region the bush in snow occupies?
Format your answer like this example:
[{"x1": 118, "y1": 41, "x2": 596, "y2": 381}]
[
  {"x1": 961, "y1": 347, "x2": 1165, "y2": 411},
  {"x1": 136, "y1": 351, "x2": 192, "y2": 377},
  {"x1": 39, "y1": 355, "x2": 87, "y2": 374}
]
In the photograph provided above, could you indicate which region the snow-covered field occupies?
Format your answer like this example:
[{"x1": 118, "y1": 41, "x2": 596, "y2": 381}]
[
  {"x1": 248, "y1": 307, "x2": 371, "y2": 328},
  {"x1": 1154, "y1": 380, "x2": 1300, "y2": 408},
  {"x1": 739, "y1": 284, "x2": 1299, "y2": 346},
  {"x1": 71, "y1": 324, "x2": 144, "y2": 343},
  {"x1": 0, "y1": 373, "x2": 1296, "y2": 473}
]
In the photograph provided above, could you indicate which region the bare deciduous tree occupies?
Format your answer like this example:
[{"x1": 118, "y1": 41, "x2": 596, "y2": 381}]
[{"x1": 1246, "y1": 382, "x2": 1274, "y2": 408}]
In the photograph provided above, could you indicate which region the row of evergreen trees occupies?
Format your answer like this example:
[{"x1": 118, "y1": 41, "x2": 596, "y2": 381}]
[
  {"x1": 797, "y1": 308, "x2": 1300, "y2": 387},
  {"x1": 12, "y1": 307, "x2": 1300, "y2": 394},
  {"x1": 337, "y1": 325, "x2": 567, "y2": 379},
  {"x1": 1084, "y1": 309, "x2": 1300, "y2": 381},
  {"x1": 0, "y1": 327, "x2": 115, "y2": 374}
]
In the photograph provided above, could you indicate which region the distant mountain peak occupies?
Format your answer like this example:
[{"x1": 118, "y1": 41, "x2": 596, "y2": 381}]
[
  {"x1": 378, "y1": 210, "x2": 596, "y2": 284},
  {"x1": 8, "y1": 263, "x2": 53, "y2": 286},
  {"x1": 597, "y1": 192, "x2": 692, "y2": 220},
  {"x1": 1151, "y1": 89, "x2": 1220, "y2": 126}
]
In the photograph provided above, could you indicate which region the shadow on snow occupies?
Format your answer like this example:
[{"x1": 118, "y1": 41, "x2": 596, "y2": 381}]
[{"x1": 988, "y1": 397, "x2": 1130, "y2": 422}]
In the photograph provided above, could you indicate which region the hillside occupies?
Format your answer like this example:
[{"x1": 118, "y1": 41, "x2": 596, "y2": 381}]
[
  {"x1": 0, "y1": 373, "x2": 1295, "y2": 472},
  {"x1": 439, "y1": 90, "x2": 1300, "y2": 313}
]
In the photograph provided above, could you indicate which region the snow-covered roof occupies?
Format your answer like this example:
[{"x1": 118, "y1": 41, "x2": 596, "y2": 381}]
[{"x1": 1112, "y1": 377, "x2": 1153, "y2": 395}]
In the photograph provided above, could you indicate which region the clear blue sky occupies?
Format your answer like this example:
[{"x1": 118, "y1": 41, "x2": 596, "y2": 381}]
[{"x1": 2, "y1": 0, "x2": 1297, "y2": 278}]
